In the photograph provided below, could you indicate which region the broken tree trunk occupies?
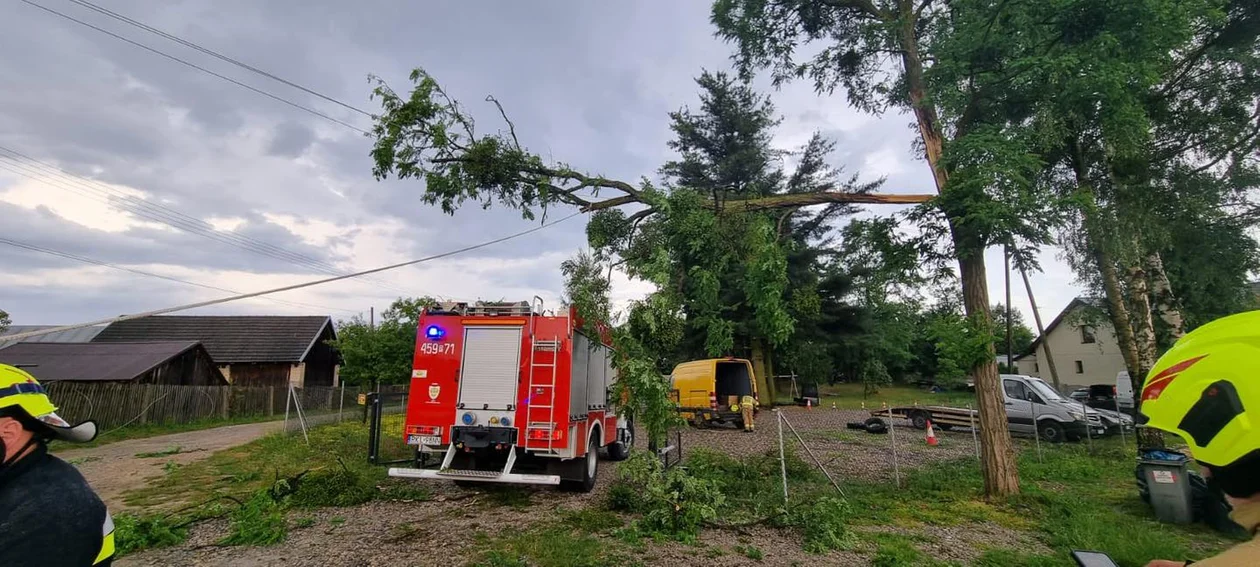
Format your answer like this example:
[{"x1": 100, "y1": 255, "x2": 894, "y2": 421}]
[{"x1": 1145, "y1": 252, "x2": 1186, "y2": 343}]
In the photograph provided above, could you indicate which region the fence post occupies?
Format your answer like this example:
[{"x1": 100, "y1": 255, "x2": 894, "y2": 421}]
[
  {"x1": 268, "y1": 387, "x2": 276, "y2": 417},
  {"x1": 338, "y1": 381, "x2": 346, "y2": 422},
  {"x1": 1115, "y1": 395, "x2": 1126, "y2": 448},
  {"x1": 283, "y1": 386, "x2": 292, "y2": 434},
  {"x1": 1032, "y1": 398, "x2": 1043, "y2": 463},
  {"x1": 1080, "y1": 398, "x2": 1095, "y2": 454},
  {"x1": 888, "y1": 409, "x2": 902, "y2": 488},
  {"x1": 968, "y1": 403, "x2": 980, "y2": 462},
  {"x1": 221, "y1": 387, "x2": 231, "y2": 420},
  {"x1": 776, "y1": 409, "x2": 788, "y2": 506}
]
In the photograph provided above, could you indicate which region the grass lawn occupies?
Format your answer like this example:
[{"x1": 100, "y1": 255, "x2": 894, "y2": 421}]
[{"x1": 817, "y1": 383, "x2": 976, "y2": 410}]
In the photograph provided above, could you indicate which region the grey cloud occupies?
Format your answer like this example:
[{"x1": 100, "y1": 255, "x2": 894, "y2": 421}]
[
  {"x1": 267, "y1": 122, "x2": 315, "y2": 157},
  {"x1": 1, "y1": 0, "x2": 946, "y2": 324}
]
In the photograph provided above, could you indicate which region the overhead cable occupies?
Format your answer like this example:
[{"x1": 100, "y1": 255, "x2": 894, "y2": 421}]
[
  {"x1": 65, "y1": 0, "x2": 373, "y2": 117},
  {"x1": 0, "y1": 211, "x2": 584, "y2": 342},
  {"x1": 0, "y1": 236, "x2": 358, "y2": 314},
  {"x1": 19, "y1": 0, "x2": 368, "y2": 133}
]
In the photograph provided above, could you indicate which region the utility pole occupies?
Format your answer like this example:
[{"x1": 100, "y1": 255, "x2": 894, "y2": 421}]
[
  {"x1": 370, "y1": 306, "x2": 375, "y2": 329},
  {"x1": 1005, "y1": 246, "x2": 1013, "y2": 373},
  {"x1": 1020, "y1": 265, "x2": 1062, "y2": 389}
]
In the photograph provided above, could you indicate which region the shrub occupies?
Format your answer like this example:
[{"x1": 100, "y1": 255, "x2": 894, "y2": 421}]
[
  {"x1": 615, "y1": 451, "x2": 725, "y2": 540},
  {"x1": 114, "y1": 514, "x2": 187, "y2": 556},
  {"x1": 220, "y1": 491, "x2": 287, "y2": 546},
  {"x1": 290, "y1": 467, "x2": 377, "y2": 508},
  {"x1": 781, "y1": 496, "x2": 855, "y2": 554}
]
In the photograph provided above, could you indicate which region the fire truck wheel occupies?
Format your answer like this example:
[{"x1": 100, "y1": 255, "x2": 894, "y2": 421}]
[
  {"x1": 561, "y1": 435, "x2": 599, "y2": 493},
  {"x1": 607, "y1": 422, "x2": 633, "y2": 462}
]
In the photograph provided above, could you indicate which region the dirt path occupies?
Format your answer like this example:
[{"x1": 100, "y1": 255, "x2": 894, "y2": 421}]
[{"x1": 58, "y1": 421, "x2": 287, "y2": 510}]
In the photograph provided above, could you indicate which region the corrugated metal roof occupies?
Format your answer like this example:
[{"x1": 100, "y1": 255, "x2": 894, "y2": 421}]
[
  {"x1": 92, "y1": 316, "x2": 334, "y2": 363},
  {"x1": 0, "y1": 325, "x2": 107, "y2": 349},
  {"x1": 0, "y1": 342, "x2": 205, "y2": 382}
]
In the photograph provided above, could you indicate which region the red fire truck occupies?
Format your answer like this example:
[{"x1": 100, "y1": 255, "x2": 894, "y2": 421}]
[{"x1": 388, "y1": 298, "x2": 633, "y2": 492}]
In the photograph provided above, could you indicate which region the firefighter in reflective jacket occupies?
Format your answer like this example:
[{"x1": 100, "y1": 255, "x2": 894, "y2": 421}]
[
  {"x1": 0, "y1": 364, "x2": 114, "y2": 566},
  {"x1": 740, "y1": 394, "x2": 758, "y2": 432}
]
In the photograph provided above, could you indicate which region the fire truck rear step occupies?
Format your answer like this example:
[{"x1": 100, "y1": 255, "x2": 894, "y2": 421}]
[{"x1": 388, "y1": 442, "x2": 562, "y2": 486}]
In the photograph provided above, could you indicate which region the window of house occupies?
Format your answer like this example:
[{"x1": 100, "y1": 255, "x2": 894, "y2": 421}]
[
  {"x1": 1075, "y1": 360, "x2": 1085, "y2": 374},
  {"x1": 1081, "y1": 325, "x2": 1097, "y2": 344}
]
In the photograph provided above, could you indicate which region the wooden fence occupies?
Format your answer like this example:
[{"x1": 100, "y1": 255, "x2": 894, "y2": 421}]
[{"x1": 40, "y1": 381, "x2": 408, "y2": 429}]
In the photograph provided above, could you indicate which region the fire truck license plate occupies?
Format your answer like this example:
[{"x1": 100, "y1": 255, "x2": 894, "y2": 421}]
[{"x1": 407, "y1": 435, "x2": 441, "y2": 446}]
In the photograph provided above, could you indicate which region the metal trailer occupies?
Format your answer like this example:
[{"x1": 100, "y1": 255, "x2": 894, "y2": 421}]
[
  {"x1": 387, "y1": 298, "x2": 632, "y2": 492},
  {"x1": 869, "y1": 405, "x2": 976, "y2": 431}
]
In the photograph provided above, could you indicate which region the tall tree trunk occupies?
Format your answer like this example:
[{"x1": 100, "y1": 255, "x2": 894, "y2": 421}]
[
  {"x1": 960, "y1": 250, "x2": 1021, "y2": 496},
  {"x1": 750, "y1": 338, "x2": 774, "y2": 407},
  {"x1": 1145, "y1": 252, "x2": 1186, "y2": 344},
  {"x1": 1126, "y1": 260, "x2": 1159, "y2": 377},
  {"x1": 898, "y1": 5, "x2": 1019, "y2": 497},
  {"x1": 1126, "y1": 258, "x2": 1168, "y2": 448}
]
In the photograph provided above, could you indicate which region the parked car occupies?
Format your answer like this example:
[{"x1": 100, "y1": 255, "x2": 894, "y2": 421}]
[
  {"x1": 1068, "y1": 387, "x2": 1089, "y2": 403},
  {"x1": 1115, "y1": 371, "x2": 1136, "y2": 410},
  {"x1": 1073, "y1": 384, "x2": 1120, "y2": 410}
]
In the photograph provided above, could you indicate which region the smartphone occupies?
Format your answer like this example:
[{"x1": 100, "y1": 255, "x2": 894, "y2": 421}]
[{"x1": 1071, "y1": 550, "x2": 1120, "y2": 567}]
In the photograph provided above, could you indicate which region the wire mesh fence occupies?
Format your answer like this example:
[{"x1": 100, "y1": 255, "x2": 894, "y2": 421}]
[{"x1": 669, "y1": 400, "x2": 1138, "y2": 502}]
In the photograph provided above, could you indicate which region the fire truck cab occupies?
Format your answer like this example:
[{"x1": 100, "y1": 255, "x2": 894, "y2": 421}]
[{"x1": 388, "y1": 298, "x2": 632, "y2": 492}]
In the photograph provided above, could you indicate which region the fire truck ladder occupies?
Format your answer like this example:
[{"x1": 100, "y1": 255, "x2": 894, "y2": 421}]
[{"x1": 526, "y1": 334, "x2": 561, "y2": 453}]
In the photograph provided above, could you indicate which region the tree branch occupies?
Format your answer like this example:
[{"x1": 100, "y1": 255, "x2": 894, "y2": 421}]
[
  {"x1": 485, "y1": 95, "x2": 520, "y2": 150},
  {"x1": 819, "y1": 0, "x2": 885, "y2": 20},
  {"x1": 719, "y1": 191, "x2": 934, "y2": 213}
]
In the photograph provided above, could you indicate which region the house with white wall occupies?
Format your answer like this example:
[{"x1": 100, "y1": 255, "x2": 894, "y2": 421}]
[{"x1": 1013, "y1": 298, "x2": 1128, "y2": 391}]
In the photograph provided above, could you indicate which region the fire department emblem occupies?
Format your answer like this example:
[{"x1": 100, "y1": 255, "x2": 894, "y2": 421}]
[{"x1": 427, "y1": 383, "x2": 441, "y2": 403}]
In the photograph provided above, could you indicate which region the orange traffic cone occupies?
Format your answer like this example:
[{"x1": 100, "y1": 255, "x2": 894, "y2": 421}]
[
  {"x1": 925, "y1": 420, "x2": 939, "y2": 446},
  {"x1": 806, "y1": 398, "x2": 812, "y2": 410}
]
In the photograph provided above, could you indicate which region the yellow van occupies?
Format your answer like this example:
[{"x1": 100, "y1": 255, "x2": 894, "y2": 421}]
[{"x1": 668, "y1": 358, "x2": 759, "y2": 427}]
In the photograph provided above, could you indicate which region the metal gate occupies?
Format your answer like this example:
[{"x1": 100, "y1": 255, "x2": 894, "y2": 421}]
[{"x1": 457, "y1": 326, "x2": 523, "y2": 410}]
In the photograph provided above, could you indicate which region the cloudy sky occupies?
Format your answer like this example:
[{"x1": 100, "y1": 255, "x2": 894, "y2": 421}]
[{"x1": 0, "y1": 0, "x2": 1081, "y2": 329}]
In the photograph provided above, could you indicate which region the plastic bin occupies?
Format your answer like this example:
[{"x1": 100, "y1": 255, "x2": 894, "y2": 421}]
[{"x1": 1138, "y1": 452, "x2": 1194, "y2": 524}]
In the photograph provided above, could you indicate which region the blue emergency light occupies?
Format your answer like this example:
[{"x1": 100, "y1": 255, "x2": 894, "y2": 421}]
[{"x1": 425, "y1": 325, "x2": 445, "y2": 340}]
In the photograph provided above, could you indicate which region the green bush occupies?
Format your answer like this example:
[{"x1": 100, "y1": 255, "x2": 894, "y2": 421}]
[
  {"x1": 289, "y1": 467, "x2": 377, "y2": 508},
  {"x1": 114, "y1": 514, "x2": 187, "y2": 556},
  {"x1": 606, "y1": 480, "x2": 644, "y2": 512},
  {"x1": 615, "y1": 451, "x2": 724, "y2": 540},
  {"x1": 220, "y1": 492, "x2": 288, "y2": 546},
  {"x1": 782, "y1": 496, "x2": 855, "y2": 554}
]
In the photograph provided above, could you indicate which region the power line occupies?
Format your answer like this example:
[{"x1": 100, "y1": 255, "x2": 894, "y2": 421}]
[
  {"x1": 19, "y1": 0, "x2": 368, "y2": 134},
  {"x1": 0, "y1": 236, "x2": 358, "y2": 314},
  {"x1": 0, "y1": 147, "x2": 415, "y2": 295},
  {"x1": 64, "y1": 0, "x2": 372, "y2": 117},
  {"x1": 0, "y1": 211, "x2": 584, "y2": 342}
]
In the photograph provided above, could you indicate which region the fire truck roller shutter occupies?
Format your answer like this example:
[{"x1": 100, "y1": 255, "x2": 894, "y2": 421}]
[
  {"x1": 571, "y1": 332, "x2": 591, "y2": 417},
  {"x1": 586, "y1": 341, "x2": 607, "y2": 411},
  {"x1": 458, "y1": 326, "x2": 523, "y2": 411}
]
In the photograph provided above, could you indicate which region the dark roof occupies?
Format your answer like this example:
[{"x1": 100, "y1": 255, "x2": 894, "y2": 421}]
[
  {"x1": 0, "y1": 325, "x2": 107, "y2": 349},
  {"x1": 1014, "y1": 298, "x2": 1093, "y2": 361},
  {"x1": 0, "y1": 342, "x2": 207, "y2": 382},
  {"x1": 93, "y1": 316, "x2": 334, "y2": 363}
]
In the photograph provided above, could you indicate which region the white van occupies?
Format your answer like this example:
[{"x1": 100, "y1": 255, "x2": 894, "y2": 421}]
[{"x1": 1115, "y1": 371, "x2": 1135, "y2": 410}]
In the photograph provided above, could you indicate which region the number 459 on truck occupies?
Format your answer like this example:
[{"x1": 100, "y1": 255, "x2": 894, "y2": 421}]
[{"x1": 388, "y1": 298, "x2": 633, "y2": 492}]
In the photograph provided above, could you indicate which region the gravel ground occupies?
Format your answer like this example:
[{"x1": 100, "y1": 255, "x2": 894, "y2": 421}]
[
  {"x1": 118, "y1": 406, "x2": 1004, "y2": 566},
  {"x1": 679, "y1": 407, "x2": 980, "y2": 484}
]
